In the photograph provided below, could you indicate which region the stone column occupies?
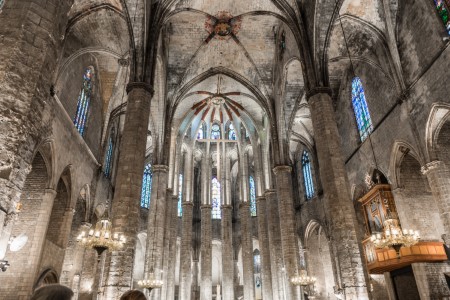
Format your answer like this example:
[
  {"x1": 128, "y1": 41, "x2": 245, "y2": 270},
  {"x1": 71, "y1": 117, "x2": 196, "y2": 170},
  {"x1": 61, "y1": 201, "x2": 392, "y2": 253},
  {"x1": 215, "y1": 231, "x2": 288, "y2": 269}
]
[
  {"x1": 272, "y1": 166, "x2": 300, "y2": 299},
  {"x1": 256, "y1": 196, "x2": 273, "y2": 300},
  {"x1": 222, "y1": 205, "x2": 235, "y2": 300},
  {"x1": 144, "y1": 165, "x2": 168, "y2": 300},
  {"x1": 160, "y1": 188, "x2": 174, "y2": 300},
  {"x1": 265, "y1": 190, "x2": 283, "y2": 300},
  {"x1": 240, "y1": 202, "x2": 255, "y2": 300},
  {"x1": 180, "y1": 202, "x2": 194, "y2": 300},
  {"x1": 200, "y1": 204, "x2": 212, "y2": 300},
  {"x1": 103, "y1": 83, "x2": 153, "y2": 298},
  {"x1": 166, "y1": 195, "x2": 179, "y2": 300},
  {"x1": 421, "y1": 161, "x2": 450, "y2": 235},
  {"x1": 308, "y1": 91, "x2": 369, "y2": 299}
]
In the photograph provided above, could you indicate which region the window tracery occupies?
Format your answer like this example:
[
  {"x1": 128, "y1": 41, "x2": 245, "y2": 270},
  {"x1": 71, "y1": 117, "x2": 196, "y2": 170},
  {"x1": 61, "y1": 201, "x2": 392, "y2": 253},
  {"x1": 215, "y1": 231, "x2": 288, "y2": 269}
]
[
  {"x1": 140, "y1": 164, "x2": 152, "y2": 209},
  {"x1": 249, "y1": 176, "x2": 257, "y2": 216},
  {"x1": 302, "y1": 151, "x2": 314, "y2": 200},
  {"x1": 211, "y1": 123, "x2": 221, "y2": 140},
  {"x1": 211, "y1": 177, "x2": 221, "y2": 219},
  {"x1": 74, "y1": 68, "x2": 93, "y2": 136},
  {"x1": 228, "y1": 123, "x2": 236, "y2": 140},
  {"x1": 178, "y1": 174, "x2": 183, "y2": 216},
  {"x1": 104, "y1": 135, "x2": 114, "y2": 179},
  {"x1": 197, "y1": 122, "x2": 206, "y2": 140},
  {"x1": 351, "y1": 77, "x2": 373, "y2": 141}
]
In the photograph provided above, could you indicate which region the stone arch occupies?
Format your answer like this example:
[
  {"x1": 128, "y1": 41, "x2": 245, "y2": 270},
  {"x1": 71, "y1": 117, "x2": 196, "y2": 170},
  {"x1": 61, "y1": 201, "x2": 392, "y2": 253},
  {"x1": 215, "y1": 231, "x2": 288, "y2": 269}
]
[
  {"x1": 304, "y1": 220, "x2": 335, "y2": 300},
  {"x1": 389, "y1": 141, "x2": 423, "y2": 189},
  {"x1": 34, "y1": 268, "x2": 59, "y2": 290},
  {"x1": 425, "y1": 103, "x2": 450, "y2": 162}
]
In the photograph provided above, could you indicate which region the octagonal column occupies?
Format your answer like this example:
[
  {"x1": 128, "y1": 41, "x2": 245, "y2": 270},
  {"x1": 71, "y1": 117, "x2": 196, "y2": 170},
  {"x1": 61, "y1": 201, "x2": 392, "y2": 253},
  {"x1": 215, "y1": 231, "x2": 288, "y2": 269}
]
[
  {"x1": 200, "y1": 204, "x2": 212, "y2": 300},
  {"x1": 240, "y1": 202, "x2": 255, "y2": 300},
  {"x1": 221, "y1": 204, "x2": 234, "y2": 300},
  {"x1": 180, "y1": 201, "x2": 194, "y2": 300},
  {"x1": 165, "y1": 195, "x2": 179, "y2": 300},
  {"x1": 160, "y1": 188, "x2": 174, "y2": 300},
  {"x1": 308, "y1": 91, "x2": 369, "y2": 299},
  {"x1": 256, "y1": 196, "x2": 273, "y2": 300},
  {"x1": 103, "y1": 83, "x2": 152, "y2": 298}
]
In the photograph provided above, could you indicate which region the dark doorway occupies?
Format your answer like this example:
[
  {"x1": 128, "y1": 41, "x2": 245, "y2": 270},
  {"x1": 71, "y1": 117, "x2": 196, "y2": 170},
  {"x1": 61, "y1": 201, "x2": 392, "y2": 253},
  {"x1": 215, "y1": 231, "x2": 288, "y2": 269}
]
[{"x1": 391, "y1": 266, "x2": 420, "y2": 300}]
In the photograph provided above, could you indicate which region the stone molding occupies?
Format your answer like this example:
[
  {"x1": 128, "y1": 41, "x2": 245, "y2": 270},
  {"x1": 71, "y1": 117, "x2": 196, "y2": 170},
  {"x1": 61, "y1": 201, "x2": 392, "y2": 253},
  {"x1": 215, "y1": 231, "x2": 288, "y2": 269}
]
[
  {"x1": 172, "y1": 195, "x2": 178, "y2": 200},
  {"x1": 45, "y1": 188, "x2": 58, "y2": 196},
  {"x1": 272, "y1": 165, "x2": 292, "y2": 174},
  {"x1": 221, "y1": 204, "x2": 233, "y2": 209},
  {"x1": 256, "y1": 196, "x2": 266, "y2": 203},
  {"x1": 201, "y1": 204, "x2": 212, "y2": 210},
  {"x1": 152, "y1": 165, "x2": 169, "y2": 173},
  {"x1": 305, "y1": 87, "x2": 332, "y2": 99},
  {"x1": 264, "y1": 189, "x2": 277, "y2": 196},
  {"x1": 118, "y1": 58, "x2": 129, "y2": 66},
  {"x1": 126, "y1": 82, "x2": 154, "y2": 96},
  {"x1": 239, "y1": 202, "x2": 250, "y2": 209},
  {"x1": 182, "y1": 201, "x2": 194, "y2": 207},
  {"x1": 421, "y1": 160, "x2": 444, "y2": 175}
]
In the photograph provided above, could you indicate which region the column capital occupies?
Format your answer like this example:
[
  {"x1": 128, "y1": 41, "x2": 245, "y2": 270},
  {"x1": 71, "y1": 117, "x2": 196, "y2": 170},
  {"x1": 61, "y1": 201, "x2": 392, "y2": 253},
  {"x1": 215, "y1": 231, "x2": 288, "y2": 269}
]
[
  {"x1": 221, "y1": 204, "x2": 233, "y2": 210},
  {"x1": 201, "y1": 204, "x2": 212, "y2": 210},
  {"x1": 264, "y1": 189, "x2": 277, "y2": 196},
  {"x1": 152, "y1": 165, "x2": 169, "y2": 173},
  {"x1": 256, "y1": 196, "x2": 266, "y2": 203},
  {"x1": 306, "y1": 87, "x2": 332, "y2": 100},
  {"x1": 182, "y1": 201, "x2": 194, "y2": 208},
  {"x1": 272, "y1": 165, "x2": 292, "y2": 174},
  {"x1": 239, "y1": 202, "x2": 250, "y2": 209},
  {"x1": 45, "y1": 188, "x2": 57, "y2": 196},
  {"x1": 421, "y1": 160, "x2": 445, "y2": 175},
  {"x1": 172, "y1": 195, "x2": 178, "y2": 201},
  {"x1": 126, "y1": 82, "x2": 154, "y2": 96}
]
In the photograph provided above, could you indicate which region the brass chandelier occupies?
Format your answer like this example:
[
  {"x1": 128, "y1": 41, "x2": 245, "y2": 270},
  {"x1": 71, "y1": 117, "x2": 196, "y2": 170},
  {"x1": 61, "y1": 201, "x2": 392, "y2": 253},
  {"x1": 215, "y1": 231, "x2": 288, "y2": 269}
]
[
  {"x1": 138, "y1": 270, "x2": 164, "y2": 292},
  {"x1": 290, "y1": 269, "x2": 317, "y2": 287}
]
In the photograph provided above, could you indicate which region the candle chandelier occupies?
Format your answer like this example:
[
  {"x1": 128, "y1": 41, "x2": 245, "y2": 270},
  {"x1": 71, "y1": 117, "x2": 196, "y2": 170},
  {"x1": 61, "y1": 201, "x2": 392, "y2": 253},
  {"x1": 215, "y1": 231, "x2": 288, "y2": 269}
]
[
  {"x1": 77, "y1": 218, "x2": 126, "y2": 257},
  {"x1": 290, "y1": 269, "x2": 317, "y2": 287},
  {"x1": 370, "y1": 217, "x2": 420, "y2": 258},
  {"x1": 138, "y1": 270, "x2": 164, "y2": 292}
]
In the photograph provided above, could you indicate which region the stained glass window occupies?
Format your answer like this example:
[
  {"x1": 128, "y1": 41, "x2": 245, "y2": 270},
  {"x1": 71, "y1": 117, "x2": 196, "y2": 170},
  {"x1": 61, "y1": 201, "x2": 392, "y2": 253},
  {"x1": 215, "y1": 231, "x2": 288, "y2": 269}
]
[
  {"x1": 253, "y1": 249, "x2": 261, "y2": 273},
  {"x1": 302, "y1": 151, "x2": 314, "y2": 200},
  {"x1": 211, "y1": 177, "x2": 221, "y2": 219},
  {"x1": 104, "y1": 136, "x2": 114, "y2": 178},
  {"x1": 249, "y1": 176, "x2": 257, "y2": 216},
  {"x1": 0, "y1": 0, "x2": 5, "y2": 10},
  {"x1": 435, "y1": 0, "x2": 450, "y2": 35},
  {"x1": 228, "y1": 123, "x2": 236, "y2": 140},
  {"x1": 74, "y1": 68, "x2": 93, "y2": 136},
  {"x1": 178, "y1": 174, "x2": 183, "y2": 217},
  {"x1": 351, "y1": 77, "x2": 373, "y2": 142},
  {"x1": 211, "y1": 124, "x2": 221, "y2": 140},
  {"x1": 197, "y1": 122, "x2": 206, "y2": 140},
  {"x1": 140, "y1": 164, "x2": 152, "y2": 209}
]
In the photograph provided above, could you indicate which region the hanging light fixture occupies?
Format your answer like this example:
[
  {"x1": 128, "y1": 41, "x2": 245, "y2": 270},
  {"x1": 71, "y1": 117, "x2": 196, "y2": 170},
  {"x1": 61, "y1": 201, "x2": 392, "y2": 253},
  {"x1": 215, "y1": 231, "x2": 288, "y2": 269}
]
[
  {"x1": 290, "y1": 269, "x2": 317, "y2": 287},
  {"x1": 77, "y1": 218, "x2": 126, "y2": 257},
  {"x1": 138, "y1": 269, "x2": 164, "y2": 293},
  {"x1": 370, "y1": 217, "x2": 420, "y2": 258}
]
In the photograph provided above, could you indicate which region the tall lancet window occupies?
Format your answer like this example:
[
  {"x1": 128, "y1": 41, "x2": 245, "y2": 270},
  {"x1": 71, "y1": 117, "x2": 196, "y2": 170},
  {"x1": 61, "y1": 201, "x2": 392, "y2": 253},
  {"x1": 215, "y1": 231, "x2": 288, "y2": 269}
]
[
  {"x1": 197, "y1": 122, "x2": 206, "y2": 139},
  {"x1": 0, "y1": 0, "x2": 5, "y2": 10},
  {"x1": 140, "y1": 163, "x2": 152, "y2": 209},
  {"x1": 228, "y1": 123, "x2": 236, "y2": 140},
  {"x1": 254, "y1": 249, "x2": 262, "y2": 289},
  {"x1": 178, "y1": 174, "x2": 183, "y2": 216},
  {"x1": 74, "y1": 67, "x2": 93, "y2": 136},
  {"x1": 351, "y1": 77, "x2": 373, "y2": 142},
  {"x1": 434, "y1": 0, "x2": 450, "y2": 34},
  {"x1": 302, "y1": 151, "x2": 314, "y2": 200},
  {"x1": 104, "y1": 134, "x2": 114, "y2": 178},
  {"x1": 211, "y1": 177, "x2": 221, "y2": 219},
  {"x1": 211, "y1": 123, "x2": 221, "y2": 140},
  {"x1": 249, "y1": 176, "x2": 257, "y2": 216}
]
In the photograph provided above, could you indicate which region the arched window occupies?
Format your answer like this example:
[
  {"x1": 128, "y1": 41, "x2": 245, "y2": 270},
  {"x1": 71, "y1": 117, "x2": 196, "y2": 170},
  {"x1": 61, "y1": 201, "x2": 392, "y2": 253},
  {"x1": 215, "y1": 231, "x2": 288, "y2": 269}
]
[
  {"x1": 253, "y1": 249, "x2": 261, "y2": 274},
  {"x1": 74, "y1": 68, "x2": 93, "y2": 136},
  {"x1": 211, "y1": 123, "x2": 221, "y2": 140},
  {"x1": 0, "y1": 0, "x2": 5, "y2": 10},
  {"x1": 228, "y1": 123, "x2": 236, "y2": 140},
  {"x1": 249, "y1": 176, "x2": 257, "y2": 216},
  {"x1": 140, "y1": 164, "x2": 152, "y2": 209},
  {"x1": 211, "y1": 177, "x2": 221, "y2": 219},
  {"x1": 302, "y1": 151, "x2": 314, "y2": 200},
  {"x1": 351, "y1": 77, "x2": 373, "y2": 142},
  {"x1": 434, "y1": 0, "x2": 450, "y2": 35},
  {"x1": 197, "y1": 122, "x2": 206, "y2": 140},
  {"x1": 104, "y1": 135, "x2": 114, "y2": 178},
  {"x1": 178, "y1": 174, "x2": 183, "y2": 217}
]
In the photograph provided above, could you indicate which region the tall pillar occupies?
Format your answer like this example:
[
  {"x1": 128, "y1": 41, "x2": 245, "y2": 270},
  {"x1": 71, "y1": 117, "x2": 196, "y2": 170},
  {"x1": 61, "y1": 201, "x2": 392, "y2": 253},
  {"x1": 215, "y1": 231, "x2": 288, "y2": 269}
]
[
  {"x1": 160, "y1": 188, "x2": 174, "y2": 300},
  {"x1": 144, "y1": 165, "x2": 168, "y2": 300},
  {"x1": 272, "y1": 166, "x2": 300, "y2": 299},
  {"x1": 166, "y1": 195, "x2": 179, "y2": 300},
  {"x1": 200, "y1": 204, "x2": 212, "y2": 300},
  {"x1": 308, "y1": 91, "x2": 369, "y2": 299},
  {"x1": 180, "y1": 202, "x2": 194, "y2": 300},
  {"x1": 421, "y1": 161, "x2": 450, "y2": 235},
  {"x1": 240, "y1": 202, "x2": 255, "y2": 300},
  {"x1": 222, "y1": 205, "x2": 235, "y2": 300},
  {"x1": 103, "y1": 83, "x2": 153, "y2": 298},
  {"x1": 256, "y1": 196, "x2": 273, "y2": 300}
]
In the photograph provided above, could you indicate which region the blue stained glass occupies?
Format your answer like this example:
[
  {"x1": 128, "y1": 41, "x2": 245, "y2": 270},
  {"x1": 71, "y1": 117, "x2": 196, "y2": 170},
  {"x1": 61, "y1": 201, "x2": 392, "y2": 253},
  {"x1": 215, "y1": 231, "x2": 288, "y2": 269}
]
[
  {"x1": 351, "y1": 77, "x2": 373, "y2": 142},
  {"x1": 228, "y1": 123, "x2": 236, "y2": 140},
  {"x1": 211, "y1": 124, "x2": 221, "y2": 140},
  {"x1": 197, "y1": 122, "x2": 206, "y2": 139},
  {"x1": 74, "y1": 68, "x2": 93, "y2": 136},
  {"x1": 178, "y1": 174, "x2": 183, "y2": 216},
  {"x1": 104, "y1": 136, "x2": 114, "y2": 178},
  {"x1": 140, "y1": 164, "x2": 152, "y2": 209},
  {"x1": 249, "y1": 176, "x2": 257, "y2": 216},
  {"x1": 253, "y1": 249, "x2": 261, "y2": 273},
  {"x1": 435, "y1": 0, "x2": 450, "y2": 35},
  {"x1": 211, "y1": 177, "x2": 221, "y2": 219},
  {"x1": 302, "y1": 151, "x2": 315, "y2": 200}
]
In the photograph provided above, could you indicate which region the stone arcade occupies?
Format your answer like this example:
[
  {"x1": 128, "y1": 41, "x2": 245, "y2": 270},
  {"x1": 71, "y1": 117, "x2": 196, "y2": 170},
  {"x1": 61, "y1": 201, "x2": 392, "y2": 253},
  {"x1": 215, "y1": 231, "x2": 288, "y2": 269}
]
[{"x1": 0, "y1": 0, "x2": 450, "y2": 299}]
